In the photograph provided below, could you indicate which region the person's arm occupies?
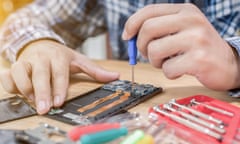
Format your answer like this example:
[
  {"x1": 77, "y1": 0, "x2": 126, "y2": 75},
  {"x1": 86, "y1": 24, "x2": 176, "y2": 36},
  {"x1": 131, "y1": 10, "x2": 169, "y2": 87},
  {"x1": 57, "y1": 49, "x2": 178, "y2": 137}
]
[
  {"x1": 226, "y1": 37, "x2": 240, "y2": 98},
  {"x1": 122, "y1": 3, "x2": 240, "y2": 92},
  {"x1": 0, "y1": 0, "x2": 106, "y2": 62},
  {"x1": 0, "y1": 0, "x2": 119, "y2": 114},
  {"x1": 227, "y1": 37, "x2": 240, "y2": 57},
  {"x1": 209, "y1": 0, "x2": 240, "y2": 97}
]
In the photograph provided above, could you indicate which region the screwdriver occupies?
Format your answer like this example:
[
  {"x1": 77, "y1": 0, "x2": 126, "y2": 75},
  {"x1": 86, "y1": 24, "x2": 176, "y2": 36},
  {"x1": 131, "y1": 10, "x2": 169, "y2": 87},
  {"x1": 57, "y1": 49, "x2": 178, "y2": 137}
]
[{"x1": 128, "y1": 36, "x2": 138, "y2": 92}]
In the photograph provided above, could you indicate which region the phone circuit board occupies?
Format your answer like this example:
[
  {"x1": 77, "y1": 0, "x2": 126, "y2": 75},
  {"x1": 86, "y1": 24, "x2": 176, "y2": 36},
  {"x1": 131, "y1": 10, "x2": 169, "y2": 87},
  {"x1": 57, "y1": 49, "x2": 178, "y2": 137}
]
[{"x1": 47, "y1": 80, "x2": 162, "y2": 125}]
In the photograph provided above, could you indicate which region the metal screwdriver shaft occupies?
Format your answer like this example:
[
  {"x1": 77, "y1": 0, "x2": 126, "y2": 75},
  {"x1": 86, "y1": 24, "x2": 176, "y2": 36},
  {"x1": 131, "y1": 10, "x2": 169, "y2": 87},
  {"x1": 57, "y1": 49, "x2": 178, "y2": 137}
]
[
  {"x1": 131, "y1": 66, "x2": 134, "y2": 87},
  {"x1": 153, "y1": 106, "x2": 222, "y2": 141},
  {"x1": 128, "y1": 36, "x2": 138, "y2": 92}
]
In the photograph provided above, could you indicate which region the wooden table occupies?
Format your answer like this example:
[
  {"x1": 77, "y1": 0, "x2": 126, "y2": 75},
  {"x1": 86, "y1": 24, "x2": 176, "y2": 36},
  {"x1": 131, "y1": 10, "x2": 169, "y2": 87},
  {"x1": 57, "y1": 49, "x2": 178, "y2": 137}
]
[{"x1": 0, "y1": 58, "x2": 239, "y2": 132}]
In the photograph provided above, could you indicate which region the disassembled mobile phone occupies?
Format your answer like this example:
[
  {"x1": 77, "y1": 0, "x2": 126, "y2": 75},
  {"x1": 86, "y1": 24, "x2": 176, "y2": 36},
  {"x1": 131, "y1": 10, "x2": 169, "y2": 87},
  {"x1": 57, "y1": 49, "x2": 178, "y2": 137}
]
[
  {"x1": 47, "y1": 80, "x2": 162, "y2": 125},
  {"x1": 0, "y1": 80, "x2": 162, "y2": 125},
  {"x1": 0, "y1": 96, "x2": 36, "y2": 123}
]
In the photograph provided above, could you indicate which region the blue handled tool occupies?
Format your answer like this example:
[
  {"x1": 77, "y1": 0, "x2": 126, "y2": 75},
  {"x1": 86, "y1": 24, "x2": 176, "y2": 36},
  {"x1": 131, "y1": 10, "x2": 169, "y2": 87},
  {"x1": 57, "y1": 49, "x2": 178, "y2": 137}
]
[{"x1": 128, "y1": 36, "x2": 138, "y2": 91}]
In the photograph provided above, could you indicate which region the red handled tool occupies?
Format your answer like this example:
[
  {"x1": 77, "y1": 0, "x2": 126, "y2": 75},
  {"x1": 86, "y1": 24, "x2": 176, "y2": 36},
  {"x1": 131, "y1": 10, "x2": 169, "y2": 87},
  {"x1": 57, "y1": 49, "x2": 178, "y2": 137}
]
[{"x1": 68, "y1": 123, "x2": 121, "y2": 141}]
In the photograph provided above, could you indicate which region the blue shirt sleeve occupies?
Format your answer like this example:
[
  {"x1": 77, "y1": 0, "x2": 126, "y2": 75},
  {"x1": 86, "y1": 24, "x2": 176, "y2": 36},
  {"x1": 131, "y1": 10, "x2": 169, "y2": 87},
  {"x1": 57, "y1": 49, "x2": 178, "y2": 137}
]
[{"x1": 226, "y1": 37, "x2": 240, "y2": 98}]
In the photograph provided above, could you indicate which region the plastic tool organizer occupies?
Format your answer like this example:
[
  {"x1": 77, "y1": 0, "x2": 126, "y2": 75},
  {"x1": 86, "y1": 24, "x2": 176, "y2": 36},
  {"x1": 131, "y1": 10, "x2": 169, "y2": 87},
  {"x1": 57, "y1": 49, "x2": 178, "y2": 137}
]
[{"x1": 149, "y1": 95, "x2": 240, "y2": 144}]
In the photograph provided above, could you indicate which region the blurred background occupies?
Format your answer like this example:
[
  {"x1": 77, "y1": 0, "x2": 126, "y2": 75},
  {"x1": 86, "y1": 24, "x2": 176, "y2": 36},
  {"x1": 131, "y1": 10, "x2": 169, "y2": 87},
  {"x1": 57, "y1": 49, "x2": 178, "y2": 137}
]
[
  {"x1": 0, "y1": 0, "x2": 107, "y2": 59},
  {"x1": 0, "y1": 0, "x2": 32, "y2": 25}
]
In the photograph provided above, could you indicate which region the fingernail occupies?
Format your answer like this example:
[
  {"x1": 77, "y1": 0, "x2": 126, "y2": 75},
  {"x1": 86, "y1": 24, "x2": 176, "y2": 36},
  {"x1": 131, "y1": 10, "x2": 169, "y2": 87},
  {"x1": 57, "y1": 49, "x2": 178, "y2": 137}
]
[
  {"x1": 122, "y1": 30, "x2": 128, "y2": 40},
  {"x1": 37, "y1": 100, "x2": 47, "y2": 114},
  {"x1": 54, "y1": 95, "x2": 62, "y2": 106},
  {"x1": 110, "y1": 72, "x2": 120, "y2": 78}
]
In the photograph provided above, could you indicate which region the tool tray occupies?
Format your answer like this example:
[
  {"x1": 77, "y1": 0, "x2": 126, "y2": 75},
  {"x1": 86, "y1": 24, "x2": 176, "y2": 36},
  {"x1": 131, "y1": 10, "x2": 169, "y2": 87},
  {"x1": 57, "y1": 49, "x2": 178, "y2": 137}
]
[{"x1": 149, "y1": 95, "x2": 240, "y2": 144}]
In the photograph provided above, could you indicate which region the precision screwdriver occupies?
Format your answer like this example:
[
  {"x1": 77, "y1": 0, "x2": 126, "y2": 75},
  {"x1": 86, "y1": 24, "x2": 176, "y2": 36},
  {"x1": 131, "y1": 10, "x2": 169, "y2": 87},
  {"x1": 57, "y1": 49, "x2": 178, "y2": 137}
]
[{"x1": 128, "y1": 36, "x2": 138, "y2": 92}]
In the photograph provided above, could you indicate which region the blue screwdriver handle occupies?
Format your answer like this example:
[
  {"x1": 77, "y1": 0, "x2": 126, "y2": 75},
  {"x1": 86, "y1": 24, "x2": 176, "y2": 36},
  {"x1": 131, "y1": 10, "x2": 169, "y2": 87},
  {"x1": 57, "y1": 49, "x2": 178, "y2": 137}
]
[
  {"x1": 80, "y1": 127, "x2": 128, "y2": 144},
  {"x1": 128, "y1": 36, "x2": 138, "y2": 65}
]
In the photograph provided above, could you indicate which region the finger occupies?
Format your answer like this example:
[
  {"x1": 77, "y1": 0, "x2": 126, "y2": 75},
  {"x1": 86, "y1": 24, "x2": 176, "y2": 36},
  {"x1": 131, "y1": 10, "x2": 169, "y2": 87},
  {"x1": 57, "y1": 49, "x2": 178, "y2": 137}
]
[
  {"x1": 51, "y1": 58, "x2": 69, "y2": 107},
  {"x1": 71, "y1": 53, "x2": 120, "y2": 82},
  {"x1": 0, "y1": 69, "x2": 19, "y2": 93},
  {"x1": 11, "y1": 61, "x2": 34, "y2": 100},
  {"x1": 137, "y1": 14, "x2": 186, "y2": 57},
  {"x1": 122, "y1": 4, "x2": 185, "y2": 40},
  {"x1": 147, "y1": 32, "x2": 189, "y2": 68},
  {"x1": 32, "y1": 60, "x2": 52, "y2": 114},
  {"x1": 161, "y1": 53, "x2": 194, "y2": 79}
]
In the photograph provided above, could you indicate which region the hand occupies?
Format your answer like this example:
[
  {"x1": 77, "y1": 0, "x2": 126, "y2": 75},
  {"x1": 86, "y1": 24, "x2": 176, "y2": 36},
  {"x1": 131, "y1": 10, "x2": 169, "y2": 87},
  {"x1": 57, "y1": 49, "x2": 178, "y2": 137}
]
[
  {"x1": 0, "y1": 40, "x2": 119, "y2": 114},
  {"x1": 122, "y1": 3, "x2": 240, "y2": 90}
]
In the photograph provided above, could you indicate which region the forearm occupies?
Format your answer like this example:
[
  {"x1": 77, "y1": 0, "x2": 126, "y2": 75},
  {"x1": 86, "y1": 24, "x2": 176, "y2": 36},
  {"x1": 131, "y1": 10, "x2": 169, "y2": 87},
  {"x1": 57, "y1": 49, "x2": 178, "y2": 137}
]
[
  {"x1": 0, "y1": 23, "x2": 64, "y2": 63},
  {"x1": 0, "y1": 0, "x2": 106, "y2": 63},
  {"x1": 226, "y1": 37, "x2": 240, "y2": 98},
  {"x1": 0, "y1": 1, "x2": 65, "y2": 63}
]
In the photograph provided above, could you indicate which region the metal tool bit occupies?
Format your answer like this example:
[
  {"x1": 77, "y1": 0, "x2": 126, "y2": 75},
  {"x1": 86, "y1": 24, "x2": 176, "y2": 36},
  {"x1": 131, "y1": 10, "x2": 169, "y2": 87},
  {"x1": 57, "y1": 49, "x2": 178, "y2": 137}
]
[
  {"x1": 153, "y1": 106, "x2": 223, "y2": 141},
  {"x1": 190, "y1": 99, "x2": 234, "y2": 117},
  {"x1": 163, "y1": 104, "x2": 225, "y2": 134},
  {"x1": 131, "y1": 66, "x2": 134, "y2": 90},
  {"x1": 169, "y1": 99, "x2": 224, "y2": 126}
]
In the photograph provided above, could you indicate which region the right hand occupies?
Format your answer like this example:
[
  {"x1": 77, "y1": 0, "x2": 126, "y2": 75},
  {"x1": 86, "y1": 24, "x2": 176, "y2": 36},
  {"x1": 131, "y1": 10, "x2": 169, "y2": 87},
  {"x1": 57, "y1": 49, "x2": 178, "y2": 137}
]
[
  {"x1": 122, "y1": 4, "x2": 240, "y2": 91},
  {"x1": 0, "y1": 40, "x2": 120, "y2": 114}
]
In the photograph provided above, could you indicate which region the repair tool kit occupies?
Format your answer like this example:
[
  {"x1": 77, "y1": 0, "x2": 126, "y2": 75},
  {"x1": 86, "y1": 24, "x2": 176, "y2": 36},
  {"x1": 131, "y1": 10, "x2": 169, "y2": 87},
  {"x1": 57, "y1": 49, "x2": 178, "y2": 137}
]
[
  {"x1": 1, "y1": 80, "x2": 240, "y2": 143},
  {"x1": 149, "y1": 95, "x2": 240, "y2": 144}
]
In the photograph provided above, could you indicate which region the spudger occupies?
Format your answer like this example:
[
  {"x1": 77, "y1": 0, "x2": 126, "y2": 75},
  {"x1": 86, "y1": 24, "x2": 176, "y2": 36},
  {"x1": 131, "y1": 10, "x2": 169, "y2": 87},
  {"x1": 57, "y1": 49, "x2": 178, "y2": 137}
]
[{"x1": 128, "y1": 36, "x2": 138, "y2": 92}]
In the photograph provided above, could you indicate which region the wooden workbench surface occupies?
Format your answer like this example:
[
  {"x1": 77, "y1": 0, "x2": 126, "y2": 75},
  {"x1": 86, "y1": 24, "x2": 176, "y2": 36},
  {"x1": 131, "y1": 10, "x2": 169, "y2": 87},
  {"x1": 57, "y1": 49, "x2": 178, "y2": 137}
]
[{"x1": 0, "y1": 59, "x2": 239, "y2": 132}]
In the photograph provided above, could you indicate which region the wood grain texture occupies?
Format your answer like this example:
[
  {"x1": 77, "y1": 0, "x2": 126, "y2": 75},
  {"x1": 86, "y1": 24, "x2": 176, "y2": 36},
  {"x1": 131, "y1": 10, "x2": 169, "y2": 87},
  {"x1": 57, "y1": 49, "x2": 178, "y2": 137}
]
[{"x1": 0, "y1": 58, "x2": 239, "y2": 130}]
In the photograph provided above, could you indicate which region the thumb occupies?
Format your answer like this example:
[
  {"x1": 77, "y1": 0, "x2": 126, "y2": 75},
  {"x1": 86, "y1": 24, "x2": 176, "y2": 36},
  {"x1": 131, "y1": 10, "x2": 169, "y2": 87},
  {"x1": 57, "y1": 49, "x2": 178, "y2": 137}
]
[{"x1": 70, "y1": 53, "x2": 120, "y2": 82}]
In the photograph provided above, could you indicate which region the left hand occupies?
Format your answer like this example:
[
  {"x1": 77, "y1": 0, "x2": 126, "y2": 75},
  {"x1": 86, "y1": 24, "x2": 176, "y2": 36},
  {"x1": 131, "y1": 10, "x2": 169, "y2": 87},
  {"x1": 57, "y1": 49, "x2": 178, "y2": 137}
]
[
  {"x1": 122, "y1": 3, "x2": 240, "y2": 90},
  {"x1": 0, "y1": 40, "x2": 119, "y2": 114}
]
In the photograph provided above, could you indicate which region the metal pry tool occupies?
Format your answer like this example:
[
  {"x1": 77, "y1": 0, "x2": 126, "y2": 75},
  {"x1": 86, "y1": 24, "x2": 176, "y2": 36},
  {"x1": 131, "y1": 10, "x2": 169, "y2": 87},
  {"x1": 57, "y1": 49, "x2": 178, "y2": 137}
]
[{"x1": 128, "y1": 36, "x2": 138, "y2": 92}]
